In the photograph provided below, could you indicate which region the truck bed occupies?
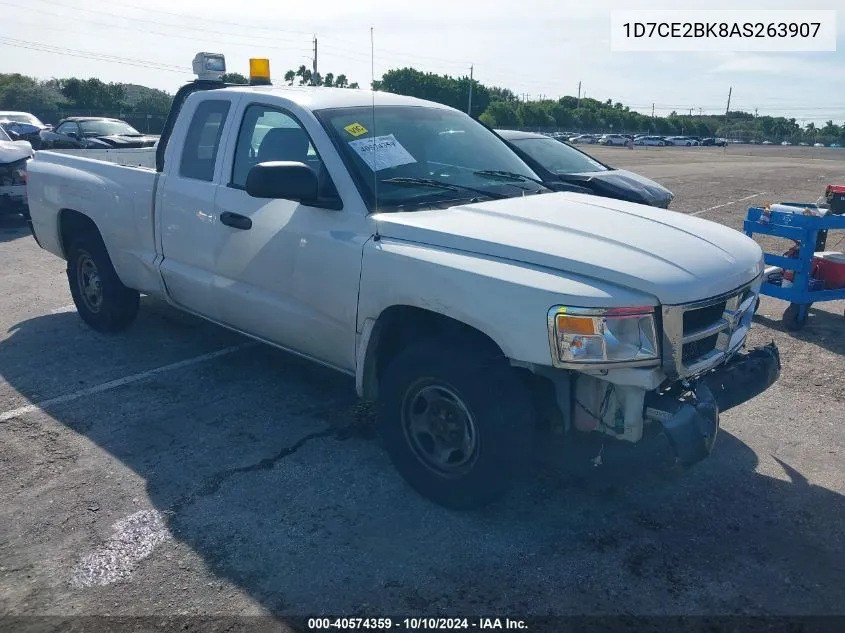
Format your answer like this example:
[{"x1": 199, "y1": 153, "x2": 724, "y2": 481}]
[
  {"x1": 26, "y1": 150, "x2": 162, "y2": 295},
  {"x1": 45, "y1": 147, "x2": 157, "y2": 169}
]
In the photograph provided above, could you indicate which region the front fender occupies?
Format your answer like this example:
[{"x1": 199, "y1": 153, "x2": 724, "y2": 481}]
[{"x1": 357, "y1": 238, "x2": 656, "y2": 368}]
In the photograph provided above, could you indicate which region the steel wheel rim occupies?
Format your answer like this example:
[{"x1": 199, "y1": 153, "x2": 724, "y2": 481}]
[
  {"x1": 76, "y1": 252, "x2": 103, "y2": 313},
  {"x1": 401, "y1": 381, "x2": 479, "y2": 477}
]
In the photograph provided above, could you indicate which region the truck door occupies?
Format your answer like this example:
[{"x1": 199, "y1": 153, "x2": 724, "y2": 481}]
[
  {"x1": 211, "y1": 102, "x2": 368, "y2": 373},
  {"x1": 157, "y1": 97, "x2": 235, "y2": 320}
]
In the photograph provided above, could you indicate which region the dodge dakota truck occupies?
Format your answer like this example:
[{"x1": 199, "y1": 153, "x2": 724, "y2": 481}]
[{"x1": 26, "y1": 53, "x2": 780, "y2": 509}]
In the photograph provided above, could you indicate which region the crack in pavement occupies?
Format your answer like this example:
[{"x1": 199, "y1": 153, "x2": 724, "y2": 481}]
[{"x1": 167, "y1": 427, "x2": 339, "y2": 516}]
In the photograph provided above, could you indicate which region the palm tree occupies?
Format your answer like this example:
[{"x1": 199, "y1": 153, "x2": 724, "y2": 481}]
[
  {"x1": 284, "y1": 70, "x2": 295, "y2": 85},
  {"x1": 295, "y1": 65, "x2": 311, "y2": 85},
  {"x1": 334, "y1": 74, "x2": 348, "y2": 88},
  {"x1": 348, "y1": 82, "x2": 359, "y2": 89},
  {"x1": 323, "y1": 72, "x2": 334, "y2": 88}
]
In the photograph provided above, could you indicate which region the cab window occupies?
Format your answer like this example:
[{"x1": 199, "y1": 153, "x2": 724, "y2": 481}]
[
  {"x1": 58, "y1": 121, "x2": 80, "y2": 137},
  {"x1": 180, "y1": 99, "x2": 231, "y2": 181},
  {"x1": 230, "y1": 104, "x2": 339, "y2": 201}
]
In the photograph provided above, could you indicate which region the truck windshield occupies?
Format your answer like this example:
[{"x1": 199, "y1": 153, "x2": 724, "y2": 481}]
[
  {"x1": 315, "y1": 106, "x2": 547, "y2": 211},
  {"x1": 510, "y1": 137, "x2": 609, "y2": 174}
]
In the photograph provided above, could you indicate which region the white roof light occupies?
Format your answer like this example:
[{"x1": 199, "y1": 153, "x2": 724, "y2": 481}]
[{"x1": 192, "y1": 52, "x2": 226, "y2": 81}]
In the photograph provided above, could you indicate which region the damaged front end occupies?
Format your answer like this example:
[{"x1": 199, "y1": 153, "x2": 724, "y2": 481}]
[{"x1": 644, "y1": 342, "x2": 781, "y2": 465}]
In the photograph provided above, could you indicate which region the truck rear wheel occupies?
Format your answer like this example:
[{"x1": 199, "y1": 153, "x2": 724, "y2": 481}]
[
  {"x1": 378, "y1": 341, "x2": 534, "y2": 509},
  {"x1": 67, "y1": 233, "x2": 139, "y2": 332}
]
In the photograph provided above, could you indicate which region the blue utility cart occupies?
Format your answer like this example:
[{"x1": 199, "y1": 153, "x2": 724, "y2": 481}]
[{"x1": 744, "y1": 204, "x2": 845, "y2": 330}]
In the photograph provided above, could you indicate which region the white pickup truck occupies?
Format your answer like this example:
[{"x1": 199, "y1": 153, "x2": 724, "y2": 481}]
[{"x1": 26, "y1": 54, "x2": 780, "y2": 508}]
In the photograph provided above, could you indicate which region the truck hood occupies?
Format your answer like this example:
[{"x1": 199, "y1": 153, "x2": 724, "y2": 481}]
[
  {"x1": 559, "y1": 169, "x2": 673, "y2": 208},
  {"x1": 0, "y1": 140, "x2": 32, "y2": 164},
  {"x1": 374, "y1": 192, "x2": 763, "y2": 305}
]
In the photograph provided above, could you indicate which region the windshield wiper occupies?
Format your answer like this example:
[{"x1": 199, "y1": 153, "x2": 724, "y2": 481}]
[
  {"x1": 380, "y1": 177, "x2": 508, "y2": 200},
  {"x1": 473, "y1": 170, "x2": 546, "y2": 187}
]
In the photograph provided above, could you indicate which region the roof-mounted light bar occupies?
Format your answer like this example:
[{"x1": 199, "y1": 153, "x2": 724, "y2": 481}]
[
  {"x1": 192, "y1": 52, "x2": 226, "y2": 82},
  {"x1": 249, "y1": 58, "x2": 272, "y2": 86}
]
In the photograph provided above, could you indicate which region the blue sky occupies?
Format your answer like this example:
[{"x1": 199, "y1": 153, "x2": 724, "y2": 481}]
[{"x1": 1, "y1": 0, "x2": 843, "y2": 124}]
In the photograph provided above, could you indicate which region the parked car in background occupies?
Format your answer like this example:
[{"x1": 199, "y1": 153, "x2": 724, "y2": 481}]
[
  {"x1": 665, "y1": 136, "x2": 699, "y2": 146},
  {"x1": 497, "y1": 130, "x2": 674, "y2": 208},
  {"x1": 568, "y1": 134, "x2": 597, "y2": 144},
  {"x1": 634, "y1": 136, "x2": 666, "y2": 146},
  {"x1": 0, "y1": 124, "x2": 33, "y2": 216},
  {"x1": 762, "y1": 140, "x2": 774, "y2": 145},
  {"x1": 831, "y1": 143, "x2": 842, "y2": 148},
  {"x1": 39, "y1": 117, "x2": 158, "y2": 150},
  {"x1": 701, "y1": 138, "x2": 728, "y2": 147},
  {"x1": 814, "y1": 143, "x2": 825, "y2": 147},
  {"x1": 0, "y1": 111, "x2": 50, "y2": 149},
  {"x1": 597, "y1": 134, "x2": 628, "y2": 146},
  {"x1": 781, "y1": 141, "x2": 792, "y2": 146}
]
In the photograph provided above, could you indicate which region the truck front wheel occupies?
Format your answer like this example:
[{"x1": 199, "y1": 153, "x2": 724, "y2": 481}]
[
  {"x1": 67, "y1": 234, "x2": 140, "y2": 332},
  {"x1": 378, "y1": 341, "x2": 534, "y2": 509}
]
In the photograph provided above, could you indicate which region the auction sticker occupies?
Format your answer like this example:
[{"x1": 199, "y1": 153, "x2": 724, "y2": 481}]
[
  {"x1": 344, "y1": 122, "x2": 369, "y2": 137},
  {"x1": 348, "y1": 134, "x2": 417, "y2": 171}
]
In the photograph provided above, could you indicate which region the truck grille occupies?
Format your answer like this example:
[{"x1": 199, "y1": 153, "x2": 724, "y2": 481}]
[
  {"x1": 682, "y1": 334, "x2": 719, "y2": 364},
  {"x1": 661, "y1": 277, "x2": 761, "y2": 378}
]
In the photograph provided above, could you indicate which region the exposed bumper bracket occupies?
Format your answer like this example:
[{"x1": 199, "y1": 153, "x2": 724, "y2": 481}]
[{"x1": 645, "y1": 342, "x2": 781, "y2": 466}]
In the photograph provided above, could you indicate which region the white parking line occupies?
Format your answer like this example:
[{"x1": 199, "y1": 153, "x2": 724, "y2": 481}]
[
  {"x1": 50, "y1": 304, "x2": 77, "y2": 314},
  {"x1": 691, "y1": 192, "x2": 766, "y2": 216},
  {"x1": 71, "y1": 510, "x2": 171, "y2": 588},
  {"x1": 0, "y1": 343, "x2": 254, "y2": 423}
]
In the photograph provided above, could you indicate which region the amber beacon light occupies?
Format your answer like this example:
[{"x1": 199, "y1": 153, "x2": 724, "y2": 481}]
[{"x1": 249, "y1": 58, "x2": 272, "y2": 86}]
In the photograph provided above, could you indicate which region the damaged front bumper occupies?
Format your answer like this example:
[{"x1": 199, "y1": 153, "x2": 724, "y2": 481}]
[{"x1": 644, "y1": 343, "x2": 781, "y2": 465}]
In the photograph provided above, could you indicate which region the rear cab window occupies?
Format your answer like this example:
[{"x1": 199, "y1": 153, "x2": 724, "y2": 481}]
[{"x1": 179, "y1": 99, "x2": 232, "y2": 181}]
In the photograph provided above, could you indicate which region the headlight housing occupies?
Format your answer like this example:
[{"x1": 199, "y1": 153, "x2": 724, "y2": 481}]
[{"x1": 547, "y1": 306, "x2": 660, "y2": 367}]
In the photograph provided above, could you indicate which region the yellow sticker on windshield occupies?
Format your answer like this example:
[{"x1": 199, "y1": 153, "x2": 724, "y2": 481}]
[{"x1": 344, "y1": 122, "x2": 368, "y2": 137}]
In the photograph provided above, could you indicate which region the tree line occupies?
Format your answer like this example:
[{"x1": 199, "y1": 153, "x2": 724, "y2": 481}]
[
  {"x1": 375, "y1": 67, "x2": 845, "y2": 145},
  {"x1": 2, "y1": 66, "x2": 843, "y2": 145}
]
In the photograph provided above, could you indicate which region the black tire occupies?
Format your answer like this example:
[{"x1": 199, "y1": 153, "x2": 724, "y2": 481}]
[
  {"x1": 782, "y1": 303, "x2": 808, "y2": 331},
  {"x1": 378, "y1": 340, "x2": 534, "y2": 509},
  {"x1": 67, "y1": 232, "x2": 140, "y2": 332}
]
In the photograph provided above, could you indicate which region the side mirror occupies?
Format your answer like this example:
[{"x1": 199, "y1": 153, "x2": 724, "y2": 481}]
[
  {"x1": 67, "y1": 131, "x2": 78, "y2": 139},
  {"x1": 245, "y1": 161, "x2": 318, "y2": 201}
]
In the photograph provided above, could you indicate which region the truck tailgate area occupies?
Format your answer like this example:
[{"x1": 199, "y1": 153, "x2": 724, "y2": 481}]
[{"x1": 26, "y1": 150, "x2": 160, "y2": 294}]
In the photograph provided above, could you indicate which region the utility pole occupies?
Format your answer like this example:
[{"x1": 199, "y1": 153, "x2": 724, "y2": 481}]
[
  {"x1": 725, "y1": 86, "x2": 732, "y2": 118},
  {"x1": 312, "y1": 36, "x2": 318, "y2": 85},
  {"x1": 652, "y1": 103, "x2": 655, "y2": 117},
  {"x1": 699, "y1": 108, "x2": 703, "y2": 116},
  {"x1": 577, "y1": 81, "x2": 581, "y2": 107},
  {"x1": 467, "y1": 65, "x2": 473, "y2": 116}
]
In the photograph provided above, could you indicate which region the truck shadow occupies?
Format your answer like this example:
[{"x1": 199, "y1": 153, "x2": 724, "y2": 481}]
[
  {"x1": 0, "y1": 214, "x2": 30, "y2": 243},
  {"x1": 2, "y1": 307, "x2": 845, "y2": 616}
]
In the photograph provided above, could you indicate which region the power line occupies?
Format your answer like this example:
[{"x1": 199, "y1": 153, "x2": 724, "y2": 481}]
[
  {"x1": 0, "y1": 0, "x2": 313, "y2": 48},
  {"x1": 0, "y1": 36, "x2": 190, "y2": 73}
]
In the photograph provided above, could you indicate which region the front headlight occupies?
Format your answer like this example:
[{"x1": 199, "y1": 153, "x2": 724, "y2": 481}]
[{"x1": 547, "y1": 306, "x2": 660, "y2": 366}]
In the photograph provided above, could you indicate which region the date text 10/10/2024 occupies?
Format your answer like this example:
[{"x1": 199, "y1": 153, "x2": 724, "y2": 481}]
[{"x1": 307, "y1": 618, "x2": 529, "y2": 630}]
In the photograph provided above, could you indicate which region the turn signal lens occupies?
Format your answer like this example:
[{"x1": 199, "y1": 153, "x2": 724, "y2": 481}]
[{"x1": 555, "y1": 314, "x2": 598, "y2": 335}]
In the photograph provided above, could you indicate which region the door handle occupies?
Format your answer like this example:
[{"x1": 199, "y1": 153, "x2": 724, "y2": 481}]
[{"x1": 220, "y1": 211, "x2": 252, "y2": 230}]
